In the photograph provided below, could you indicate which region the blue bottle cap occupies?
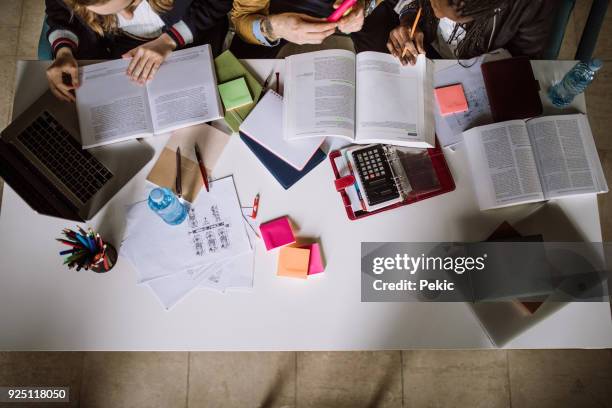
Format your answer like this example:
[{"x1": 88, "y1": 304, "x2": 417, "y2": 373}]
[
  {"x1": 588, "y1": 59, "x2": 603, "y2": 72},
  {"x1": 149, "y1": 188, "x2": 164, "y2": 204}
]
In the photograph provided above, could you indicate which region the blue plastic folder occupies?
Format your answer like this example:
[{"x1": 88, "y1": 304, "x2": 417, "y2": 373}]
[{"x1": 239, "y1": 132, "x2": 326, "y2": 190}]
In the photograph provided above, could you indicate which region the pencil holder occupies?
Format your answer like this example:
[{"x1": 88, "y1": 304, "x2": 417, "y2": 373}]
[{"x1": 56, "y1": 227, "x2": 118, "y2": 273}]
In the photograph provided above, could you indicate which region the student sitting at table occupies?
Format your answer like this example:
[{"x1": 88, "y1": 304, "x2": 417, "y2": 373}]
[
  {"x1": 45, "y1": 0, "x2": 232, "y2": 101},
  {"x1": 229, "y1": 0, "x2": 395, "y2": 58},
  {"x1": 375, "y1": 0, "x2": 555, "y2": 65}
]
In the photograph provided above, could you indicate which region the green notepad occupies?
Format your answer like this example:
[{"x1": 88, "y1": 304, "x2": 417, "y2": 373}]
[
  {"x1": 218, "y1": 77, "x2": 253, "y2": 111},
  {"x1": 214, "y1": 50, "x2": 263, "y2": 132}
]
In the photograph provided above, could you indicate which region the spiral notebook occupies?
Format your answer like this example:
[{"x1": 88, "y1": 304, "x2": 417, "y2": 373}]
[{"x1": 239, "y1": 91, "x2": 324, "y2": 171}]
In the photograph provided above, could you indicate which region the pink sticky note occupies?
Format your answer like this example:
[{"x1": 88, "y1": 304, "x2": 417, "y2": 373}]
[
  {"x1": 435, "y1": 84, "x2": 468, "y2": 116},
  {"x1": 260, "y1": 217, "x2": 295, "y2": 251},
  {"x1": 301, "y1": 243, "x2": 325, "y2": 275}
]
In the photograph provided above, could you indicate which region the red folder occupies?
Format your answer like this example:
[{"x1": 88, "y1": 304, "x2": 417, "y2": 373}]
[{"x1": 329, "y1": 141, "x2": 455, "y2": 220}]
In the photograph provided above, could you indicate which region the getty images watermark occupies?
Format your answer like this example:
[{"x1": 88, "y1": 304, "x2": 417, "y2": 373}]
[{"x1": 361, "y1": 242, "x2": 612, "y2": 302}]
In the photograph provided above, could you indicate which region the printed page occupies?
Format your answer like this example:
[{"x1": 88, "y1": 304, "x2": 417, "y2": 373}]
[
  {"x1": 463, "y1": 121, "x2": 544, "y2": 210},
  {"x1": 355, "y1": 53, "x2": 434, "y2": 148},
  {"x1": 283, "y1": 49, "x2": 356, "y2": 140},
  {"x1": 76, "y1": 59, "x2": 152, "y2": 148},
  {"x1": 146, "y1": 45, "x2": 223, "y2": 134},
  {"x1": 528, "y1": 114, "x2": 608, "y2": 199}
]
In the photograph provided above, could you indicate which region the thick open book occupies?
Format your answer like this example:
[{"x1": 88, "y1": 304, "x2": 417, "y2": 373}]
[
  {"x1": 76, "y1": 45, "x2": 223, "y2": 149},
  {"x1": 283, "y1": 50, "x2": 434, "y2": 148},
  {"x1": 463, "y1": 114, "x2": 608, "y2": 210}
]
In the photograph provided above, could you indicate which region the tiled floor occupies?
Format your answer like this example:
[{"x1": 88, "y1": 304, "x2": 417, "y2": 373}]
[{"x1": 0, "y1": 1, "x2": 611, "y2": 408}]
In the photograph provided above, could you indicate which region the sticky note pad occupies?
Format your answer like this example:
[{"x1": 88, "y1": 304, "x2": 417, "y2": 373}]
[
  {"x1": 277, "y1": 246, "x2": 310, "y2": 279},
  {"x1": 302, "y1": 243, "x2": 324, "y2": 275},
  {"x1": 218, "y1": 77, "x2": 253, "y2": 111},
  {"x1": 260, "y1": 217, "x2": 295, "y2": 251},
  {"x1": 435, "y1": 84, "x2": 468, "y2": 116}
]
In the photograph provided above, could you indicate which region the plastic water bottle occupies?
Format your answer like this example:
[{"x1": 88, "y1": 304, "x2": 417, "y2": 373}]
[
  {"x1": 147, "y1": 187, "x2": 188, "y2": 225},
  {"x1": 548, "y1": 59, "x2": 603, "y2": 107}
]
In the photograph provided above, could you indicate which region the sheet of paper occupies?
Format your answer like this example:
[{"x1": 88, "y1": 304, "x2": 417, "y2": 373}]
[
  {"x1": 147, "y1": 124, "x2": 230, "y2": 202},
  {"x1": 76, "y1": 58, "x2": 153, "y2": 148},
  {"x1": 122, "y1": 176, "x2": 252, "y2": 282},
  {"x1": 434, "y1": 49, "x2": 511, "y2": 148},
  {"x1": 147, "y1": 45, "x2": 223, "y2": 134}
]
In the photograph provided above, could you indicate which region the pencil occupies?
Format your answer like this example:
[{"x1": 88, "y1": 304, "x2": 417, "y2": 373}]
[
  {"x1": 176, "y1": 147, "x2": 182, "y2": 198},
  {"x1": 402, "y1": 6, "x2": 422, "y2": 58}
]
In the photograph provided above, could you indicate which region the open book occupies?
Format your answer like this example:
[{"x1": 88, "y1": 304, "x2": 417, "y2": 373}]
[
  {"x1": 283, "y1": 49, "x2": 434, "y2": 148},
  {"x1": 76, "y1": 44, "x2": 223, "y2": 149},
  {"x1": 463, "y1": 114, "x2": 608, "y2": 210}
]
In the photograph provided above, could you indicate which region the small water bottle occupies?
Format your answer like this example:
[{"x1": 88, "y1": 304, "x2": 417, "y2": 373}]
[
  {"x1": 147, "y1": 187, "x2": 188, "y2": 225},
  {"x1": 548, "y1": 59, "x2": 603, "y2": 107}
]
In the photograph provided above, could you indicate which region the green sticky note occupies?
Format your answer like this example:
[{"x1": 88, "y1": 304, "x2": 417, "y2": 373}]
[
  {"x1": 214, "y1": 50, "x2": 263, "y2": 132},
  {"x1": 218, "y1": 77, "x2": 253, "y2": 111}
]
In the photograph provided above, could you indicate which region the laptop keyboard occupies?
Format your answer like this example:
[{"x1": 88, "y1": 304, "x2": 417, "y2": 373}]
[{"x1": 17, "y1": 111, "x2": 113, "y2": 204}]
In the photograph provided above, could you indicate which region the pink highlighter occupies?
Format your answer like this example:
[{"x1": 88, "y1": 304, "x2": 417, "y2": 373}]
[{"x1": 327, "y1": 0, "x2": 358, "y2": 22}]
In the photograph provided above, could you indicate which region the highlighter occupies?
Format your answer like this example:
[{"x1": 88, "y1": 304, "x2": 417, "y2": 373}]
[{"x1": 327, "y1": 0, "x2": 357, "y2": 22}]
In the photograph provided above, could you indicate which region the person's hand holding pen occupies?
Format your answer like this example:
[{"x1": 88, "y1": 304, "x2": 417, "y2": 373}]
[
  {"x1": 387, "y1": 8, "x2": 425, "y2": 66},
  {"x1": 46, "y1": 47, "x2": 80, "y2": 102}
]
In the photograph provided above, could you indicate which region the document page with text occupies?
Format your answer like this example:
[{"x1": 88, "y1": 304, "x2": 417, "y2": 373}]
[
  {"x1": 76, "y1": 58, "x2": 153, "y2": 148},
  {"x1": 284, "y1": 49, "x2": 356, "y2": 141}
]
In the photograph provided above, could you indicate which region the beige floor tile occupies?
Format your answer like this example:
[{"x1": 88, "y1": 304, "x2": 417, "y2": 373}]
[
  {"x1": 188, "y1": 352, "x2": 296, "y2": 408},
  {"x1": 297, "y1": 351, "x2": 402, "y2": 408},
  {"x1": 80, "y1": 352, "x2": 188, "y2": 408},
  {"x1": 0, "y1": 27, "x2": 19, "y2": 57},
  {"x1": 585, "y1": 60, "x2": 612, "y2": 151},
  {"x1": 0, "y1": 352, "x2": 83, "y2": 408},
  {"x1": 402, "y1": 350, "x2": 510, "y2": 408},
  {"x1": 508, "y1": 350, "x2": 612, "y2": 408},
  {"x1": 17, "y1": 0, "x2": 46, "y2": 58},
  {"x1": 0, "y1": 57, "x2": 16, "y2": 131},
  {"x1": 0, "y1": 1, "x2": 23, "y2": 27},
  {"x1": 597, "y1": 150, "x2": 612, "y2": 240}
]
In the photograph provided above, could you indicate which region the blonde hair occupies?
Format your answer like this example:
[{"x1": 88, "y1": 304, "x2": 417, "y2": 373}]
[{"x1": 64, "y1": 0, "x2": 174, "y2": 35}]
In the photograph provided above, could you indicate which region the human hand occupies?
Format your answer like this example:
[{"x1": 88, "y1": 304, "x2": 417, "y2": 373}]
[
  {"x1": 334, "y1": 0, "x2": 365, "y2": 34},
  {"x1": 122, "y1": 33, "x2": 176, "y2": 84},
  {"x1": 268, "y1": 13, "x2": 337, "y2": 45},
  {"x1": 387, "y1": 24, "x2": 425, "y2": 66},
  {"x1": 46, "y1": 47, "x2": 79, "y2": 102}
]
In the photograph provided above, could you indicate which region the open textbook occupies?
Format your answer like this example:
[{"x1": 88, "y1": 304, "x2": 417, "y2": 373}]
[
  {"x1": 463, "y1": 114, "x2": 608, "y2": 210},
  {"x1": 283, "y1": 50, "x2": 435, "y2": 148},
  {"x1": 76, "y1": 44, "x2": 223, "y2": 149}
]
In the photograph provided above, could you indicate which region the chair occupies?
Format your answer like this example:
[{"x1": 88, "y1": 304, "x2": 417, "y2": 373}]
[{"x1": 543, "y1": 0, "x2": 610, "y2": 61}]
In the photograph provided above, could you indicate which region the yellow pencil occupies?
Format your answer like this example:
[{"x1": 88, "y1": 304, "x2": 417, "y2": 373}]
[{"x1": 402, "y1": 6, "x2": 423, "y2": 58}]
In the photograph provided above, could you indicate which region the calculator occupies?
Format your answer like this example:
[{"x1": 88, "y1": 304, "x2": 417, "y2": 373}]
[{"x1": 350, "y1": 145, "x2": 400, "y2": 209}]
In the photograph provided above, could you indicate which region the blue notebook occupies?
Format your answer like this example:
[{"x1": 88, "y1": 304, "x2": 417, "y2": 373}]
[{"x1": 239, "y1": 132, "x2": 326, "y2": 189}]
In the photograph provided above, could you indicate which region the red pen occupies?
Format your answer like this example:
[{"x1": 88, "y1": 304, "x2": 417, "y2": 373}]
[
  {"x1": 194, "y1": 144, "x2": 210, "y2": 192},
  {"x1": 251, "y1": 194, "x2": 260, "y2": 219}
]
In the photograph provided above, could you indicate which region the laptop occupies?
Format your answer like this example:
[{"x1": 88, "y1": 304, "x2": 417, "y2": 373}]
[{"x1": 0, "y1": 90, "x2": 154, "y2": 221}]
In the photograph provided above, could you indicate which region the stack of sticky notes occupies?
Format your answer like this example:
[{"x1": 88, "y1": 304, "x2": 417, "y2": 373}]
[
  {"x1": 434, "y1": 83, "x2": 468, "y2": 116},
  {"x1": 259, "y1": 216, "x2": 325, "y2": 279},
  {"x1": 218, "y1": 77, "x2": 253, "y2": 111}
]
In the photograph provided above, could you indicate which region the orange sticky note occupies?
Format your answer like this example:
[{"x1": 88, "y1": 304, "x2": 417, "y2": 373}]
[
  {"x1": 435, "y1": 84, "x2": 468, "y2": 116},
  {"x1": 277, "y1": 246, "x2": 310, "y2": 279}
]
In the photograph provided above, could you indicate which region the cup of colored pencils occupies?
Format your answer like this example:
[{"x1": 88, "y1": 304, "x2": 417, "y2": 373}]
[{"x1": 56, "y1": 227, "x2": 117, "y2": 273}]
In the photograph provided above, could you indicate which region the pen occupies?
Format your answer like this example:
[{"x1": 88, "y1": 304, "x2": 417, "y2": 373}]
[
  {"x1": 194, "y1": 144, "x2": 210, "y2": 192},
  {"x1": 263, "y1": 68, "x2": 275, "y2": 89},
  {"x1": 402, "y1": 6, "x2": 423, "y2": 59},
  {"x1": 251, "y1": 193, "x2": 260, "y2": 219},
  {"x1": 175, "y1": 147, "x2": 182, "y2": 198},
  {"x1": 275, "y1": 72, "x2": 280, "y2": 94}
]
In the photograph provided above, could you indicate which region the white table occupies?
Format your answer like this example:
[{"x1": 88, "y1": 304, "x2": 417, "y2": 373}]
[{"x1": 0, "y1": 59, "x2": 610, "y2": 351}]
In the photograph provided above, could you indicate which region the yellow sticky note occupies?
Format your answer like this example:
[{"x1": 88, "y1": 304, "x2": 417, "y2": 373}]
[{"x1": 277, "y1": 246, "x2": 310, "y2": 279}]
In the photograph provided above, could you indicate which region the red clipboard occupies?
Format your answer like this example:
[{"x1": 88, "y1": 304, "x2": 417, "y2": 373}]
[{"x1": 329, "y1": 141, "x2": 455, "y2": 220}]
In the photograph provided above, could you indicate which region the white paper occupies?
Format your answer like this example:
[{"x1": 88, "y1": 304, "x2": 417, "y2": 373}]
[
  {"x1": 122, "y1": 176, "x2": 252, "y2": 282},
  {"x1": 434, "y1": 49, "x2": 511, "y2": 148}
]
